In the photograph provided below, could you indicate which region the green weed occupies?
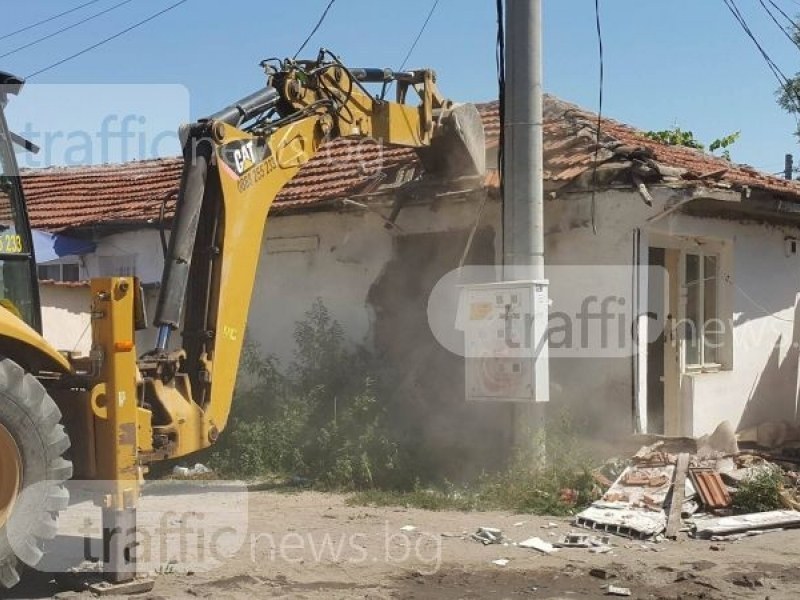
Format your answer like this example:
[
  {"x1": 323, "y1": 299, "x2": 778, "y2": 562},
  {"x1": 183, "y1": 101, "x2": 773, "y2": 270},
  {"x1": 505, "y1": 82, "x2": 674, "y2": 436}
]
[{"x1": 733, "y1": 465, "x2": 784, "y2": 514}]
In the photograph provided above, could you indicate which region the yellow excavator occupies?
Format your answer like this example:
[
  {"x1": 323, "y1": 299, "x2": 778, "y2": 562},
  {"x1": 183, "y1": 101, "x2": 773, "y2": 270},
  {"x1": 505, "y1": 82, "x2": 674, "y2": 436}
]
[{"x1": 0, "y1": 51, "x2": 485, "y2": 587}]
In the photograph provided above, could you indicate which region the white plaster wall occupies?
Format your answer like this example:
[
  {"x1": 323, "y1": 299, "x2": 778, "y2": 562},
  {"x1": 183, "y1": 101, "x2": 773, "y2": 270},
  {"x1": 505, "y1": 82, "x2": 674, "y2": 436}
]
[
  {"x1": 39, "y1": 284, "x2": 91, "y2": 355},
  {"x1": 82, "y1": 229, "x2": 166, "y2": 284},
  {"x1": 677, "y1": 224, "x2": 800, "y2": 435},
  {"x1": 248, "y1": 199, "x2": 491, "y2": 365},
  {"x1": 544, "y1": 187, "x2": 800, "y2": 437},
  {"x1": 39, "y1": 284, "x2": 162, "y2": 355},
  {"x1": 35, "y1": 188, "x2": 800, "y2": 439}
]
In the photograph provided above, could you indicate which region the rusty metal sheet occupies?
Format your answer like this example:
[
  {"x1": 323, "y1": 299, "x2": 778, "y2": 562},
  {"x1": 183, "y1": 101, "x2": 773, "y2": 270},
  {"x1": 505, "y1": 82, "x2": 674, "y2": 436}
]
[{"x1": 690, "y1": 469, "x2": 732, "y2": 510}]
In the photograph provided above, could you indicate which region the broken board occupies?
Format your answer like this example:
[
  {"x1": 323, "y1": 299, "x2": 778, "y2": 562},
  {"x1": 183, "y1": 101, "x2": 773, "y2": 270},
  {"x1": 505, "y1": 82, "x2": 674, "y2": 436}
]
[
  {"x1": 575, "y1": 503, "x2": 666, "y2": 539},
  {"x1": 694, "y1": 510, "x2": 800, "y2": 538}
]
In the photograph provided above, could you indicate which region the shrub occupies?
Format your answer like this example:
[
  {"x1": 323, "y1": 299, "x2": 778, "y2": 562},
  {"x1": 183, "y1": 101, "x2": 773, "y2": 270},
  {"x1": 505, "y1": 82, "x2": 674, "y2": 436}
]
[
  {"x1": 732, "y1": 465, "x2": 784, "y2": 514},
  {"x1": 207, "y1": 300, "x2": 410, "y2": 489}
]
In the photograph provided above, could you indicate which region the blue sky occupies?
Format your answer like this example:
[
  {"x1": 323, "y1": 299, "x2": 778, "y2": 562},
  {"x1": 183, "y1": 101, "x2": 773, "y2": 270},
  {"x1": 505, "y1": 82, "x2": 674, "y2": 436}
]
[{"x1": 3, "y1": 0, "x2": 800, "y2": 172}]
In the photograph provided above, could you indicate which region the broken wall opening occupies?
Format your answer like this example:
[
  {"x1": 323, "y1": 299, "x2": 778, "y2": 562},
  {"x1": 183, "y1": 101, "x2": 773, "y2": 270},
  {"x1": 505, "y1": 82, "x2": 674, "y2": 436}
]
[{"x1": 368, "y1": 225, "x2": 514, "y2": 481}]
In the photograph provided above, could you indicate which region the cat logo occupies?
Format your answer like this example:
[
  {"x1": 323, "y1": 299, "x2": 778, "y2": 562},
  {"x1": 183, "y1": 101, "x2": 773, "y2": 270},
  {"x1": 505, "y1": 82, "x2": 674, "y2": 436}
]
[
  {"x1": 219, "y1": 138, "x2": 271, "y2": 179},
  {"x1": 233, "y1": 141, "x2": 255, "y2": 175}
]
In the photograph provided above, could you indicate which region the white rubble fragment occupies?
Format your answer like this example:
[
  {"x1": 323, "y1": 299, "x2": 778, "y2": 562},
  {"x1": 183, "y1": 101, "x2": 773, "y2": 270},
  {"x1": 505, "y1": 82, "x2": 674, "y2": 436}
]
[
  {"x1": 606, "y1": 584, "x2": 632, "y2": 596},
  {"x1": 172, "y1": 463, "x2": 212, "y2": 477},
  {"x1": 491, "y1": 559, "x2": 510, "y2": 567},
  {"x1": 518, "y1": 537, "x2": 556, "y2": 554}
]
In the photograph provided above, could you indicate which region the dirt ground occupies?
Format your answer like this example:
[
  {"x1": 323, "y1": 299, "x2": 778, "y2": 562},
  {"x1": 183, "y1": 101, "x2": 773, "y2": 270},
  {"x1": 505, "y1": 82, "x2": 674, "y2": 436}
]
[{"x1": 9, "y1": 487, "x2": 800, "y2": 599}]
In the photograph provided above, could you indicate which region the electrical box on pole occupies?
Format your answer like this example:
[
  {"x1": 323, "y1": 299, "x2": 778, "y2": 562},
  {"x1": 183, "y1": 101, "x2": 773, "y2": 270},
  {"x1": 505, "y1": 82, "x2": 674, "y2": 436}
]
[{"x1": 459, "y1": 280, "x2": 549, "y2": 403}]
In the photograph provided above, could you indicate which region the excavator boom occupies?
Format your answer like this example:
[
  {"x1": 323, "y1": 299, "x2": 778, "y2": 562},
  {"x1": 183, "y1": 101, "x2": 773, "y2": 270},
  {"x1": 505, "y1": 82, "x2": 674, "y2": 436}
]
[{"x1": 138, "y1": 52, "x2": 485, "y2": 461}]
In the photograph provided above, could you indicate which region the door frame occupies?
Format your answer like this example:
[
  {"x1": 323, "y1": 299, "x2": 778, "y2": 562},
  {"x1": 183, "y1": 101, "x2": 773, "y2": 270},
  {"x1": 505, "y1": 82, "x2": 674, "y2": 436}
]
[{"x1": 637, "y1": 232, "x2": 685, "y2": 435}]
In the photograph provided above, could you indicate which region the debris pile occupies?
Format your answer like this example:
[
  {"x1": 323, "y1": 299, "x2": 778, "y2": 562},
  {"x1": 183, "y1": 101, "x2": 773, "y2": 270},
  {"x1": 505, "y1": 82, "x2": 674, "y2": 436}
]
[
  {"x1": 575, "y1": 421, "x2": 800, "y2": 543},
  {"x1": 466, "y1": 420, "x2": 800, "y2": 576}
]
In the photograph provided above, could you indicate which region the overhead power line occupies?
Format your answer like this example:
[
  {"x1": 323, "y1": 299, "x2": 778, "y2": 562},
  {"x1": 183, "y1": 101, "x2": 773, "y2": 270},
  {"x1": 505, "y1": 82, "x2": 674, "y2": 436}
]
[
  {"x1": 766, "y1": 0, "x2": 798, "y2": 28},
  {"x1": 757, "y1": 0, "x2": 800, "y2": 52},
  {"x1": 397, "y1": 0, "x2": 441, "y2": 71},
  {"x1": 0, "y1": 0, "x2": 104, "y2": 42},
  {"x1": 0, "y1": 0, "x2": 138, "y2": 60},
  {"x1": 293, "y1": 0, "x2": 337, "y2": 59},
  {"x1": 496, "y1": 0, "x2": 505, "y2": 221},
  {"x1": 379, "y1": 0, "x2": 440, "y2": 100},
  {"x1": 26, "y1": 0, "x2": 190, "y2": 79},
  {"x1": 721, "y1": 0, "x2": 800, "y2": 112},
  {"x1": 590, "y1": 0, "x2": 604, "y2": 235}
]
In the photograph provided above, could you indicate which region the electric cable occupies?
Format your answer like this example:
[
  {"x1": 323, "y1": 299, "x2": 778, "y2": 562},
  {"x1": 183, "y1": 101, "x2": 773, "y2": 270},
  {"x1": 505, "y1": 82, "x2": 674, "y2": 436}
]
[
  {"x1": 722, "y1": 0, "x2": 800, "y2": 113},
  {"x1": 766, "y1": 0, "x2": 799, "y2": 28},
  {"x1": 496, "y1": 0, "x2": 505, "y2": 256},
  {"x1": 397, "y1": 0, "x2": 441, "y2": 72},
  {"x1": 757, "y1": 0, "x2": 800, "y2": 52},
  {"x1": 590, "y1": 0, "x2": 603, "y2": 235},
  {"x1": 0, "y1": 0, "x2": 138, "y2": 60},
  {"x1": 293, "y1": 0, "x2": 336, "y2": 59},
  {"x1": 0, "y1": 0, "x2": 104, "y2": 42},
  {"x1": 25, "y1": 0, "x2": 190, "y2": 79},
  {"x1": 379, "y1": 0, "x2": 441, "y2": 101}
]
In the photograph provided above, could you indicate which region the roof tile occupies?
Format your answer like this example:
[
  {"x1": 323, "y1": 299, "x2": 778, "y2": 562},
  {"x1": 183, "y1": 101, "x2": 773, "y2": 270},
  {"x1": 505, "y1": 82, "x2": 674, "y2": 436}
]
[{"x1": 19, "y1": 96, "x2": 800, "y2": 232}]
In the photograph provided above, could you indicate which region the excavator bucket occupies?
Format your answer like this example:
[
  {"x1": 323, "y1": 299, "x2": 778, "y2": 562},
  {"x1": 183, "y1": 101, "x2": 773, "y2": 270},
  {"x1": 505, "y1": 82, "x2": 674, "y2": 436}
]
[{"x1": 418, "y1": 103, "x2": 486, "y2": 180}]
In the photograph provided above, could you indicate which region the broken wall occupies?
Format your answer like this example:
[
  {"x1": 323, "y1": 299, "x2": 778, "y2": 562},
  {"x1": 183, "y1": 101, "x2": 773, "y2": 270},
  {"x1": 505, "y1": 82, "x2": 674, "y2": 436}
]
[
  {"x1": 247, "y1": 196, "x2": 512, "y2": 480},
  {"x1": 37, "y1": 185, "x2": 800, "y2": 447}
]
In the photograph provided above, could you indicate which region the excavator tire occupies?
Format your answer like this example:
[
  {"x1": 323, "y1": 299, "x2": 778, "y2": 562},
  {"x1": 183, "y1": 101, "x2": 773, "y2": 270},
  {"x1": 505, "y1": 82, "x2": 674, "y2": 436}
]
[{"x1": 0, "y1": 358, "x2": 71, "y2": 588}]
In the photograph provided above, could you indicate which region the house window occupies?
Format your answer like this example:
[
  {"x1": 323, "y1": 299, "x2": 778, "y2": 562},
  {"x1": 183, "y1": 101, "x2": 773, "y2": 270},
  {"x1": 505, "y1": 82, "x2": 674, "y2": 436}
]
[
  {"x1": 683, "y1": 251, "x2": 721, "y2": 370},
  {"x1": 37, "y1": 262, "x2": 81, "y2": 282}
]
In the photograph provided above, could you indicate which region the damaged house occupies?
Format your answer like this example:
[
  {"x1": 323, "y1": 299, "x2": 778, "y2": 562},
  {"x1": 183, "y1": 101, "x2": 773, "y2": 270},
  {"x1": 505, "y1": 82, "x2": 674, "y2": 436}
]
[{"x1": 19, "y1": 95, "x2": 800, "y2": 472}]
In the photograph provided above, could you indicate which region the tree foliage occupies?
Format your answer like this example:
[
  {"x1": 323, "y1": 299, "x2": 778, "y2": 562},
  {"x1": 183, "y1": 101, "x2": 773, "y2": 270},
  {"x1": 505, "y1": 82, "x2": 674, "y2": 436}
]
[{"x1": 644, "y1": 126, "x2": 740, "y2": 160}]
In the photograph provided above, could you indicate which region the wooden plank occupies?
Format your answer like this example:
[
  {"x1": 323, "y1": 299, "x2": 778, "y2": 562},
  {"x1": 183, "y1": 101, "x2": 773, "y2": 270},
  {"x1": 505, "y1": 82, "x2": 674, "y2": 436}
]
[{"x1": 665, "y1": 452, "x2": 689, "y2": 539}]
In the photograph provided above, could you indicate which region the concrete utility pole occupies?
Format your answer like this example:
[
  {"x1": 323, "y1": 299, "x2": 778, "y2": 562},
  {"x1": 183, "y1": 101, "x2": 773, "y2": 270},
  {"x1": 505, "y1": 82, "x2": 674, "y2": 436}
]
[{"x1": 503, "y1": 0, "x2": 548, "y2": 450}]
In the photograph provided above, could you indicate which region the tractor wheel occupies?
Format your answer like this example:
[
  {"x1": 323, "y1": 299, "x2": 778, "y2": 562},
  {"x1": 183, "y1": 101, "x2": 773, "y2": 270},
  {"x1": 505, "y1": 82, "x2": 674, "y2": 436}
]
[{"x1": 0, "y1": 358, "x2": 72, "y2": 588}]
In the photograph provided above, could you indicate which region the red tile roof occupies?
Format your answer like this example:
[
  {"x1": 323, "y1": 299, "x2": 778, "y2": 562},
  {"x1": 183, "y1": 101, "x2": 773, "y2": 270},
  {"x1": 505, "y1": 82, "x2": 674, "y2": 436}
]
[
  {"x1": 537, "y1": 96, "x2": 800, "y2": 198},
  {"x1": 20, "y1": 141, "x2": 419, "y2": 232},
  {"x1": 19, "y1": 96, "x2": 800, "y2": 232},
  {"x1": 22, "y1": 159, "x2": 182, "y2": 232}
]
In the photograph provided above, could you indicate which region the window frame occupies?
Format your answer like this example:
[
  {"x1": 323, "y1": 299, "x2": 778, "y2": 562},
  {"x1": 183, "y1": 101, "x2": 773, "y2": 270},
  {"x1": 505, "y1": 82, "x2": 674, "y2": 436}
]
[
  {"x1": 681, "y1": 249, "x2": 722, "y2": 373},
  {"x1": 37, "y1": 260, "x2": 82, "y2": 283}
]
